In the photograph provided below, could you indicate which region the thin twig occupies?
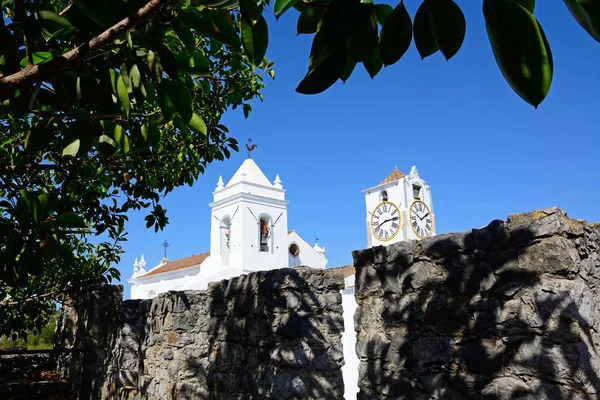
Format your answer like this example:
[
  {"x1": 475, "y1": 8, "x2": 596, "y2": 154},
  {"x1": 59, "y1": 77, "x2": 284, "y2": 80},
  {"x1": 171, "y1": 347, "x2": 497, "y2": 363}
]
[{"x1": 15, "y1": 0, "x2": 34, "y2": 66}]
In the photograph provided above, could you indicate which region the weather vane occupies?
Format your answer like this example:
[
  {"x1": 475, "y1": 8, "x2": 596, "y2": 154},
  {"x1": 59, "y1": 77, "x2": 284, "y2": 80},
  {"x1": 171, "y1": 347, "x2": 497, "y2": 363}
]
[
  {"x1": 246, "y1": 137, "x2": 258, "y2": 158},
  {"x1": 315, "y1": 237, "x2": 319, "y2": 244},
  {"x1": 162, "y1": 239, "x2": 170, "y2": 259}
]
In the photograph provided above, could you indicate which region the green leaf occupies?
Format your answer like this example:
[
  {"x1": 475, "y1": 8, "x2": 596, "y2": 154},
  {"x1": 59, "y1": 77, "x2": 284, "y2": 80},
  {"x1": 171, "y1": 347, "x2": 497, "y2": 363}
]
[
  {"x1": 241, "y1": 15, "x2": 269, "y2": 66},
  {"x1": 36, "y1": 10, "x2": 73, "y2": 28},
  {"x1": 20, "y1": 52, "x2": 54, "y2": 68},
  {"x1": 426, "y1": 0, "x2": 466, "y2": 60},
  {"x1": 181, "y1": 10, "x2": 241, "y2": 48},
  {"x1": 55, "y1": 212, "x2": 85, "y2": 228},
  {"x1": 25, "y1": 118, "x2": 54, "y2": 153},
  {"x1": 113, "y1": 125, "x2": 130, "y2": 154},
  {"x1": 160, "y1": 80, "x2": 193, "y2": 122},
  {"x1": 374, "y1": 4, "x2": 393, "y2": 26},
  {"x1": 296, "y1": 44, "x2": 347, "y2": 95},
  {"x1": 240, "y1": 0, "x2": 263, "y2": 25},
  {"x1": 189, "y1": 113, "x2": 207, "y2": 134},
  {"x1": 379, "y1": 1, "x2": 412, "y2": 66},
  {"x1": 148, "y1": 122, "x2": 161, "y2": 148},
  {"x1": 563, "y1": 0, "x2": 600, "y2": 42},
  {"x1": 130, "y1": 64, "x2": 142, "y2": 89},
  {"x1": 73, "y1": 1, "x2": 114, "y2": 29},
  {"x1": 275, "y1": 0, "x2": 299, "y2": 18},
  {"x1": 510, "y1": 0, "x2": 535, "y2": 12},
  {"x1": 483, "y1": 0, "x2": 553, "y2": 108},
  {"x1": 176, "y1": 52, "x2": 210, "y2": 75},
  {"x1": 62, "y1": 138, "x2": 80, "y2": 158},
  {"x1": 174, "y1": 20, "x2": 196, "y2": 53},
  {"x1": 347, "y1": 7, "x2": 378, "y2": 62},
  {"x1": 116, "y1": 73, "x2": 130, "y2": 116},
  {"x1": 413, "y1": 2, "x2": 439, "y2": 59},
  {"x1": 340, "y1": 55, "x2": 357, "y2": 82},
  {"x1": 363, "y1": 44, "x2": 382, "y2": 78},
  {"x1": 297, "y1": 7, "x2": 325, "y2": 34}
]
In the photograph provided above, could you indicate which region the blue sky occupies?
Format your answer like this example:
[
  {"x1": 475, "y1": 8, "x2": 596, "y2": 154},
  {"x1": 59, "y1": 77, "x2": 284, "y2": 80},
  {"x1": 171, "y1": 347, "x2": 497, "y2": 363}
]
[{"x1": 117, "y1": 2, "x2": 600, "y2": 296}]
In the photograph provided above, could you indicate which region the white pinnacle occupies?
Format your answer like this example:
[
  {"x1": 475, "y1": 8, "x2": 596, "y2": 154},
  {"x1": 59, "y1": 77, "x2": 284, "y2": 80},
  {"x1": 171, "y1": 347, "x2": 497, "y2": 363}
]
[
  {"x1": 274, "y1": 174, "x2": 283, "y2": 188},
  {"x1": 216, "y1": 175, "x2": 224, "y2": 189}
]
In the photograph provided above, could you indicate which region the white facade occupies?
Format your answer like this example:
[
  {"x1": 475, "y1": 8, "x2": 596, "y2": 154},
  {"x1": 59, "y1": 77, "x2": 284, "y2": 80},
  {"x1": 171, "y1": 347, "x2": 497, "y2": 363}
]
[
  {"x1": 128, "y1": 158, "x2": 328, "y2": 300},
  {"x1": 362, "y1": 165, "x2": 436, "y2": 247}
]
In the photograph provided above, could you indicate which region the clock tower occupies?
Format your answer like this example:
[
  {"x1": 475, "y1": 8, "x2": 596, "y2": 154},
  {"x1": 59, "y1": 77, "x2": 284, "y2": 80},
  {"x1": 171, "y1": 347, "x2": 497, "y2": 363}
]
[{"x1": 362, "y1": 166, "x2": 435, "y2": 247}]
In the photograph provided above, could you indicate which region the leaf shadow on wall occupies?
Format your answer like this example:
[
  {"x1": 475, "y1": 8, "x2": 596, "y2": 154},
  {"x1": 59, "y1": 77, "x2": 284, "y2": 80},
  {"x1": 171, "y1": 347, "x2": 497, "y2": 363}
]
[{"x1": 354, "y1": 220, "x2": 600, "y2": 399}]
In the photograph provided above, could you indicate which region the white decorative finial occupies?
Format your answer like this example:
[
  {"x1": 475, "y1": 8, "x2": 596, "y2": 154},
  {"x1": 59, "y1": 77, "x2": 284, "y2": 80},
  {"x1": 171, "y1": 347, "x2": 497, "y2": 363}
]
[
  {"x1": 133, "y1": 257, "x2": 139, "y2": 272},
  {"x1": 139, "y1": 255, "x2": 146, "y2": 269},
  {"x1": 216, "y1": 175, "x2": 224, "y2": 190},
  {"x1": 410, "y1": 165, "x2": 419, "y2": 177},
  {"x1": 274, "y1": 174, "x2": 283, "y2": 189}
]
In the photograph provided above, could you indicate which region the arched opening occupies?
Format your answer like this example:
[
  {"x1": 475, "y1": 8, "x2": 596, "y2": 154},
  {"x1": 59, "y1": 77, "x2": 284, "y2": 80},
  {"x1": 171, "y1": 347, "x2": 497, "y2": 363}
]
[
  {"x1": 289, "y1": 243, "x2": 300, "y2": 258},
  {"x1": 220, "y1": 216, "x2": 231, "y2": 266},
  {"x1": 259, "y1": 215, "x2": 271, "y2": 252},
  {"x1": 147, "y1": 290, "x2": 156, "y2": 299},
  {"x1": 380, "y1": 190, "x2": 388, "y2": 202}
]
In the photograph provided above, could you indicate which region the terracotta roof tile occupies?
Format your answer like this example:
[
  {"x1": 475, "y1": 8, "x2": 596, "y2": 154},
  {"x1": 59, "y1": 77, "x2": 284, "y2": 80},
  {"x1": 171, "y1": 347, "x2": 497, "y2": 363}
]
[
  {"x1": 140, "y1": 252, "x2": 210, "y2": 278},
  {"x1": 325, "y1": 265, "x2": 355, "y2": 278},
  {"x1": 379, "y1": 167, "x2": 405, "y2": 185}
]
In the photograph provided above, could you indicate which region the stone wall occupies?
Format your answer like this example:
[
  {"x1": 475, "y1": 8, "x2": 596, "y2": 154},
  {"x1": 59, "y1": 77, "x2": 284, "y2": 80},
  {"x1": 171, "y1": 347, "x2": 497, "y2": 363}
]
[
  {"x1": 353, "y1": 207, "x2": 600, "y2": 399},
  {"x1": 56, "y1": 267, "x2": 345, "y2": 400}
]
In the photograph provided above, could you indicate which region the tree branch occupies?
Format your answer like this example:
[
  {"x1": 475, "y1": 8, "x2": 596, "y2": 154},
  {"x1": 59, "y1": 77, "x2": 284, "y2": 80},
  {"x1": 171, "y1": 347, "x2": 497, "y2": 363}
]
[
  {"x1": 0, "y1": 0, "x2": 175, "y2": 101},
  {"x1": 15, "y1": 0, "x2": 33, "y2": 66}
]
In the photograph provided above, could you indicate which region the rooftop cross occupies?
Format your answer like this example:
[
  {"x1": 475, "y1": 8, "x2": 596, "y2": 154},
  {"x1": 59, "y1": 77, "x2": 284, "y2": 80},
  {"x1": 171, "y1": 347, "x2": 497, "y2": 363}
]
[
  {"x1": 162, "y1": 239, "x2": 170, "y2": 259},
  {"x1": 246, "y1": 137, "x2": 258, "y2": 158}
]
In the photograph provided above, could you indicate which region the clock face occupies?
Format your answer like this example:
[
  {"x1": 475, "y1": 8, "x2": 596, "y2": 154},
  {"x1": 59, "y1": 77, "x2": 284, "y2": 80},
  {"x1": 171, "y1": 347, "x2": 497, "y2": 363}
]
[
  {"x1": 409, "y1": 200, "x2": 433, "y2": 239},
  {"x1": 370, "y1": 201, "x2": 402, "y2": 242}
]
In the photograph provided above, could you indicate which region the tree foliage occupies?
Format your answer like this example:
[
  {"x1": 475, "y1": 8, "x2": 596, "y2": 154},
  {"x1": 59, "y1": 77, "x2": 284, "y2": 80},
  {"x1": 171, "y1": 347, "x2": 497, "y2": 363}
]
[{"x1": 0, "y1": 0, "x2": 598, "y2": 335}]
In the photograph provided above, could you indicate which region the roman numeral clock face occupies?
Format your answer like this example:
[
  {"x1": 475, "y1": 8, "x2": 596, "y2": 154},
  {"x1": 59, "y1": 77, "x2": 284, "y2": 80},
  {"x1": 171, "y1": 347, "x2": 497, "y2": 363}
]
[
  {"x1": 409, "y1": 200, "x2": 433, "y2": 239},
  {"x1": 370, "y1": 202, "x2": 401, "y2": 241}
]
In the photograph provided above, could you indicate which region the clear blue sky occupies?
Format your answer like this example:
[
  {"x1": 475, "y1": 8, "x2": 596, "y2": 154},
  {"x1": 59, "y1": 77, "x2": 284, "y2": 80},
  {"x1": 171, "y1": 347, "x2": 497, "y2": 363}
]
[{"x1": 117, "y1": 2, "x2": 600, "y2": 296}]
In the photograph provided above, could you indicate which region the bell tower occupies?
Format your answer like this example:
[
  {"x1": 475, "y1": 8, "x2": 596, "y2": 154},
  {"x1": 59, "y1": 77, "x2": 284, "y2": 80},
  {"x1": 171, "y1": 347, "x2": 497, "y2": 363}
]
[
  {"x1": 207, "y1": 154, "x2": 289, "y2": 272},
  {"x1": 362, "y1": 166, "x2": 435, "y2": 247}
]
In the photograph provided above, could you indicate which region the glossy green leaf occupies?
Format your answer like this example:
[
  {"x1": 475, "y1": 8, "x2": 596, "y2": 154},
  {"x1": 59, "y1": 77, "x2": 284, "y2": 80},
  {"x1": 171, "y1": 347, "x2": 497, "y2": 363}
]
[
  {"x1": 25, "y1": 118, "x2": 54, "y2": 153},
  {"x1": 297, "y1": 7, "x2": 325, "y2": 34},
  {"x1": 239, "y1": 0, "x2": 263, "y2": 25},
  {"x1": 181, "y1": 10, "x2": 241, "y2": 48},
  {"x1": 113, "y1": 124, "x2": 130, "y2": 154},
  {"x1": 20, "y1": 52, "x2": 53, "y2": 67},
  {"x1": 116, "y1": 73, "x2": 130, "y2": 116},
  {"x1": 347, "y1": 9, "x2": 378, "y2": 62},
  {"x1": 374, "y1": 4, "x2": 393, "y2": 26},
  {"x1": 62, "y1": 138, "x2": 80, "y2": 158},
  {"x1": 426, "y1": 0, "x2": 466, "y2": 60},
  {"x1": 483, "y1": 0, "x2": 553, "y2": 107},
  {"x1": 340, "y1": 55, "x2": 357, "y2": 82},
  {"x1": 176, "y1": 52, "x2": 210, "y2": 75},
  {"x1": 148, "y1": 122, "x2": 161, "y2": 148},
  {"x1": 275, "y1": 0, "x2": 299, "y2": 18},
  {"x1": 174, "y1": 20, "x2": 196, "y2": 53},
  {"x1": 363, "y1": 44, "x2": 383, "y2": 78},
  {"x1": 161, "y1": 80, "x2": 193, "y2": 122},
  {"x1": 510, "y1": 0, "x2": 535, "y2": 12},
  {"x1": 241, "y1": 15, "x2": 269, "y2": 66},
  {"x1": 35, "y1": 10, "x2": 73, "y2": 28},
  {"x1": 130, "y1": 64, "x2": 142, "y2": 90},
  {"x1": 189, "y1": 113, "x2": 207, "y2": 135},
  {"x1": 55, "y1": 212, "x2": 85, "y2": 228},
  {"x1": 379, "y1": 1, "x2": 412, "y2": 66},
  {"x1": 296, "y1": 45, "x2": 347, "y2": 94},
  {"x1": 413, "y1": 2, "x2": 439, "y2": 59},
  {"x1": 563, "y1": 0, "x2": 600, "y2": 41}
]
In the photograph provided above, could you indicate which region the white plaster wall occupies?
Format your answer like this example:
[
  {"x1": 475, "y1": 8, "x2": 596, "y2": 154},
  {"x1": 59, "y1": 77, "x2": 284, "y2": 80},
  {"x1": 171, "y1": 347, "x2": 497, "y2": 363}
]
[
  {"x1": 287, "y1": 231, "x2": 327, "y2": 269},
  {"x1": 129, "y1": 266, "x2": 200, "y2": 299},
  {"x1": 341, "y1": 285, "x2": 358, "y2": 400}
]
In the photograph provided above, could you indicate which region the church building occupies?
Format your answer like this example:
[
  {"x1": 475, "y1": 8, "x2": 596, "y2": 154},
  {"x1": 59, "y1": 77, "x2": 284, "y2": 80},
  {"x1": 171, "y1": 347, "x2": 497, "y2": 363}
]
[{"x1": 129, "y1": 156, "x2": 328, "y2": 300}]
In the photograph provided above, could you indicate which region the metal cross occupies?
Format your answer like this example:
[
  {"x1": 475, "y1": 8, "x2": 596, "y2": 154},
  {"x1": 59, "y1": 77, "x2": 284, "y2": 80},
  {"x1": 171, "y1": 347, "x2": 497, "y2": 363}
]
[{"x1": 162, "y1": 239, "x2": 170, "y2": 259}]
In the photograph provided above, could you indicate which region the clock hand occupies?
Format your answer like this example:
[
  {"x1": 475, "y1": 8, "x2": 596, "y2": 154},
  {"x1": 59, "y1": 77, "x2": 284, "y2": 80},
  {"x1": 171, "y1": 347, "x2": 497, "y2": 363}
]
[
  {"x1": 419, "y1": 213, "x2": 430, "y2": 221},
  {"x1": 378, "y1": 216, "x2": 399, "y2": 227}
]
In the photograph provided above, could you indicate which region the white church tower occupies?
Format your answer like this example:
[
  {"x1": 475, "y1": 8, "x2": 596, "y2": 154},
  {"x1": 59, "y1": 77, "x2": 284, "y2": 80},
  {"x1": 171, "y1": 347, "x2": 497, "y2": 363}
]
[
  {"x1": 362, "y1": 166, "x2": 435, "y2": 247},
  {"x1": 206, "y1": 157, "x2": 289, "y2": 272}
]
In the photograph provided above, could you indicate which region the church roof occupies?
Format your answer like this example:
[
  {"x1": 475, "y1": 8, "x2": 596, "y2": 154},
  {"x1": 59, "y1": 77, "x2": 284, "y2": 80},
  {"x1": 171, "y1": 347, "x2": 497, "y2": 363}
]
[
  {"x1": 226, "y1": 158, "x2": 272, "y2": 187},
  {"x1": 379, "y1": 167, "x2": 406, "y2": 185},
  {"x1": 325, "y1": 264, "x2": 355, "y2": 278},
  {"x1": 140, "y1": 252, "x2": 210, "y2": 278}
]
